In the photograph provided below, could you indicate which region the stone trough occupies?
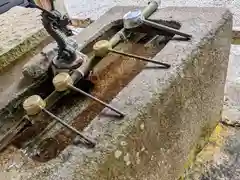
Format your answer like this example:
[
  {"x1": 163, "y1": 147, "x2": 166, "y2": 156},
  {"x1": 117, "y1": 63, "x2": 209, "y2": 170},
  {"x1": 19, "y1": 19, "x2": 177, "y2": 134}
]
[{"x1": 0, "y1": 5, "x2": 232, "y2": 180}]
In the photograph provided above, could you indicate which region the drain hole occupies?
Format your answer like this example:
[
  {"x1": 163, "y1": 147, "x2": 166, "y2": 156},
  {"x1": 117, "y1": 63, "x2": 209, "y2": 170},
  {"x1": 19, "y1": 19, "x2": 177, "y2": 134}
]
[{"x1": 31, "y1": 138, "x2": 60, "y2": 162}]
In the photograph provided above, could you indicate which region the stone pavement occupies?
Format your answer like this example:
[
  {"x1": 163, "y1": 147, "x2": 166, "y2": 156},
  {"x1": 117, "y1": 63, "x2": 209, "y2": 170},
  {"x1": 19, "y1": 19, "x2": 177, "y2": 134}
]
[{"x1": 65, "y1": 0, "x2": 240, "y2": 27}]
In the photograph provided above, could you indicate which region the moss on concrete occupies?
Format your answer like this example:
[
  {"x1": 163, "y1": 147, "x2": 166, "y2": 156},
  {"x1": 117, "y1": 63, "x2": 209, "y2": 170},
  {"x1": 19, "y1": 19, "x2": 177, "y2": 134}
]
[
  {"x1": 0, "y1": 6, "x2": 46, "y2": 72},
  {"x1": 181, "y1": 122, "x2": 220, "y2": 178},
  {"x1": 0, "y1": 28, "x2": 48, "y2": 72},
  {"x1": 181, "y1": 123, "x2": 230, "y2": 179}
]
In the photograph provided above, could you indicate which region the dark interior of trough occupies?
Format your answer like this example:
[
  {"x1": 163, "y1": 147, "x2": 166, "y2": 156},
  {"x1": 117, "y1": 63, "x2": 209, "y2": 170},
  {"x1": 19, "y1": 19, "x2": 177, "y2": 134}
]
[{"x1": 2, "y1": 19, "x2": 181, "y2": 162}]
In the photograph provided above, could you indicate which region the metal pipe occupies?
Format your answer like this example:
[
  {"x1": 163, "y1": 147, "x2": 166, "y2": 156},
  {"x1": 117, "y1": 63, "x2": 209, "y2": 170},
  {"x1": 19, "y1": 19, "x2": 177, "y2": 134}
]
[
  {"x1": 109, "y1": 48, "x2": 170, "y2": 68},
  {"x1": 71, "y1": 55, "x2": 95, "y2": 82},
  {"x1": 69, "y1": 85, "x2": 125, "y2": 117},
  {"x1": 109, "y1": 1, "x2": 159, "y2": 47},
  {"x1": 142, "y1": 1, "x2": 159, "y2": 18},
  {"x1": 142, "y1": 19, "x2": 192, "y2": 39}
]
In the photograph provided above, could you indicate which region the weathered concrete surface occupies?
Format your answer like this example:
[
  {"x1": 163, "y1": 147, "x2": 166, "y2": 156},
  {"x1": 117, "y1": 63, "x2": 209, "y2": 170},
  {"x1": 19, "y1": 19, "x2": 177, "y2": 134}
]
[
  {"x1": 21, "y1": 43, "x2": 58, "y2": 79},
  {"x1": 0, "y1": 6, "x2": 48, "y2": 71},
  {"x1": 0, "y1": 6, "x2": 232, "y2": 180},
  {"x1": 182, "y1": 45, "x2": 240, "y2": 180}
]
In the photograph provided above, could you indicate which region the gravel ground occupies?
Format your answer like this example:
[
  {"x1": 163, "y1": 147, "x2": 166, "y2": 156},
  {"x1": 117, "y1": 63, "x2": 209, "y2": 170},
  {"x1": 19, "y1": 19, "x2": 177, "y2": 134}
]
[{"x1": 63, "y1": 0, "x2": 240, "y2": 26}]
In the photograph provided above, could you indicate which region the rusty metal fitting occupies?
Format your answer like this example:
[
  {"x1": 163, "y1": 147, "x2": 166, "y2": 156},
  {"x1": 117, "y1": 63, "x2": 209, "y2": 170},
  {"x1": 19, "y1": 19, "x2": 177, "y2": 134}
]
[
  {"x1": 52, "y1": 72, "x2": 73, "y2": 92},
  {"x1": 23, "y1": 95, "x2": 46, "y2": 116},
  {"x1": 93, "y1": 40, "x2": 112, "y2": 57}
]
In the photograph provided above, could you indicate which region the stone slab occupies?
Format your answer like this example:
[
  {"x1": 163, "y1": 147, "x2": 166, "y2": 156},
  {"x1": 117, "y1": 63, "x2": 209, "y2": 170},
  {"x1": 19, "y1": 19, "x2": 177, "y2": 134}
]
[
  {"x1": 0, "y1": 6, "x2": 232, "y2": 180},
  {"x1": 0, "y1": 6, "x2": 48, "y2": 71}
]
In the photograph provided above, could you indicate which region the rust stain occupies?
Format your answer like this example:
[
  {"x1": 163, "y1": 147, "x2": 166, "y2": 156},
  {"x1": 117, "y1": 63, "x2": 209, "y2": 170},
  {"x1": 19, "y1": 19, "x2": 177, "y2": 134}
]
[
  {"x1": 51, "y1": 42, "x2": 160, "y2": 156},
  {"x1": 12, "y1": 38, "x2": 165, "y2": 162}
]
